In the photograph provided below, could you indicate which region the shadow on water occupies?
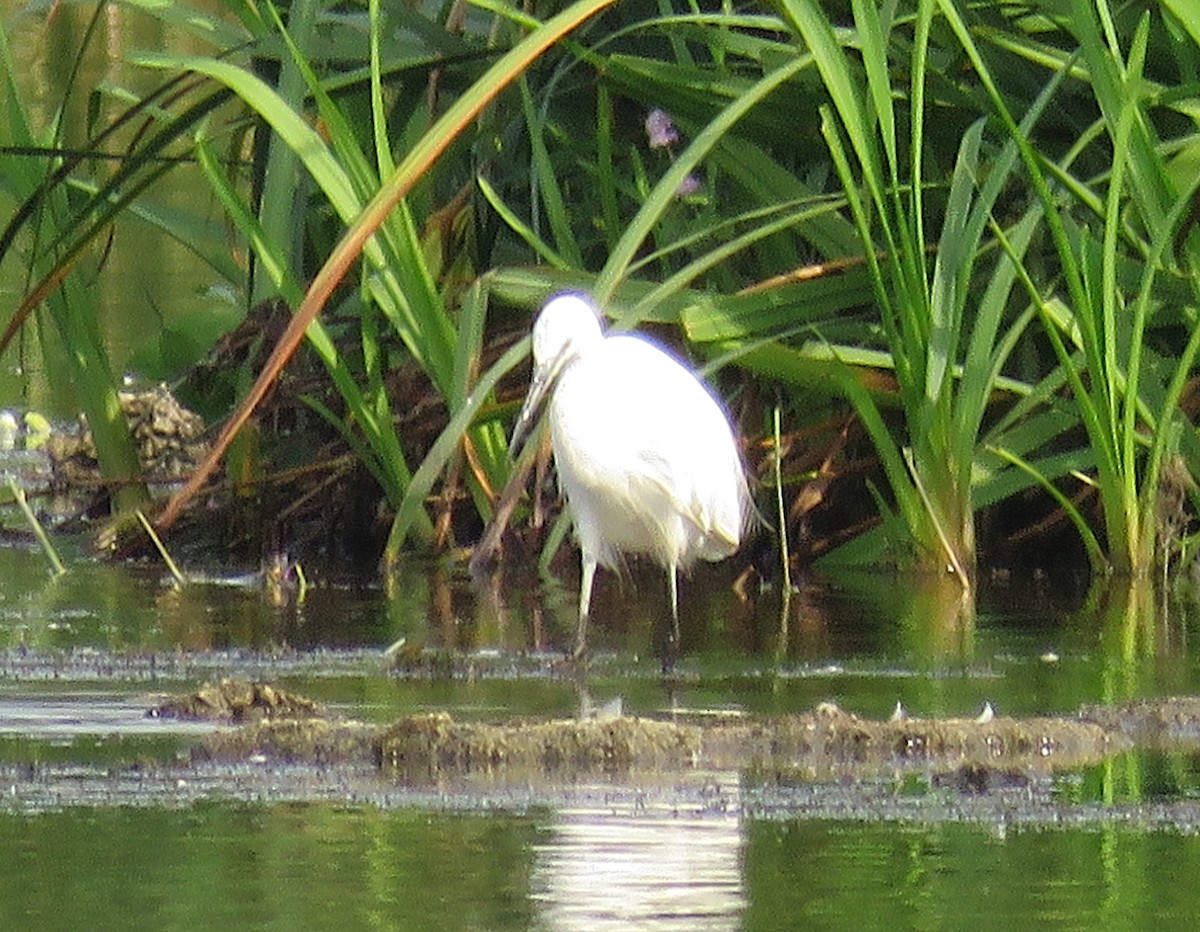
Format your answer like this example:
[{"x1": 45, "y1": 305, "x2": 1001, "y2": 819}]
[{"x1": 3, "y1": 539, "x2": 1200, "y2": 927}]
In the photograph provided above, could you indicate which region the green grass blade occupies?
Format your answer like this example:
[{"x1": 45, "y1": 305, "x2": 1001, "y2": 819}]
[{"x1": 385, "y1": 336, "x2": 530, "y2": 564}]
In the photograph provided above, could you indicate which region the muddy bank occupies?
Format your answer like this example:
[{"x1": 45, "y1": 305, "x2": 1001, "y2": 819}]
[
  {"x1": 366, "y1": 702, "x2": 1122, "y2": 783},
  {"x1": 170, "y1": 678, "x2": 1129, "y2": 786},
  {"x1": 4, "y1": 679, "x2": 1199, "y2": 830},
  {"x1": 8, "y1": 667, "x2": 1200, "y2": 826}
]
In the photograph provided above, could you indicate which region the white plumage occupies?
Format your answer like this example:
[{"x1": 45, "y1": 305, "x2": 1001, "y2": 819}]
[{"x1": 513, "y1": 293, "x2": 751, "y2": 657}]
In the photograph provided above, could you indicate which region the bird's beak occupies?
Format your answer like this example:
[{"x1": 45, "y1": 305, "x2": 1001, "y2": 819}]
[{"x1": 511, "y1": 346, "x2": 571, "y2": 457}]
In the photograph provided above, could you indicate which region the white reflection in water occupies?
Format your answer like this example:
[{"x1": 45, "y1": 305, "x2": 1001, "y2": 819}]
[{"x1": 531, "y1": 773, "x2": 745, "y2": 931}]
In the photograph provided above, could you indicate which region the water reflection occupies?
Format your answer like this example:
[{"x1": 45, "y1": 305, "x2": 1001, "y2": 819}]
[{"x1": 531, "y1": 774, "x2": 746, "y2": 931}]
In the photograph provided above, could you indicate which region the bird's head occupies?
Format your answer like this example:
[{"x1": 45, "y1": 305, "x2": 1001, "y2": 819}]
[{"x1": 511, "y1": 293, "x2": 604, "y2": 455}]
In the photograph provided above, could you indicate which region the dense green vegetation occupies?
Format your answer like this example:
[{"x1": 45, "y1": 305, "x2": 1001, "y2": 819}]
[{"x1": 3, "y1": 0, "x2": 1200, "y2": 589}]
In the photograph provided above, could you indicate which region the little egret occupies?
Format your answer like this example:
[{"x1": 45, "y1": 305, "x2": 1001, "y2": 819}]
[{"x1": 512, "y1": 293, "x2": 752, "y2": 659}]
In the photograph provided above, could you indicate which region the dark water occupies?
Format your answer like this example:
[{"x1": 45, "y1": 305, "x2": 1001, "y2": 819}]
[
  {"x1": 3, "y1": 786, "x2": 1200, "y2": 930},
  {"x1": 1, "y1": 536, "x2": 1200, "y2": 928}
]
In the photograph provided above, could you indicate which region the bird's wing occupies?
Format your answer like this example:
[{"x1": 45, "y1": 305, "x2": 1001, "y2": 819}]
[
  {"x1": 635, "y1": 450, "x2": 742, "y2": 555},
  {"x1": 550, "y1": 334, "x2": 748, "y2": 561}
]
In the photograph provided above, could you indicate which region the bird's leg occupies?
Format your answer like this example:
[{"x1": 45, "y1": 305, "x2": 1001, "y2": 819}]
[
  {"x1": 668, "y1": 567, "x2": 680, "y2": 646},
  {"x1": 574, "y1": 556, "x2": 597, "y2": 659},
  {"x1": 662, "y1": 566, "x2": 680, "y2": 674}
]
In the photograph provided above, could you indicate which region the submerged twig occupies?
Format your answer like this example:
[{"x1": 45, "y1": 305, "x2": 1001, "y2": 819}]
[
  {"x1": 773, "y1": 405, "x2": 791, "y2": 651},
  {"x1": 294, "y1": 562, "x2": 309, "y2": 604},
  {"x1": 137, "y1": 509, "x2": 186, "y2": 585},
  {"x1": 6, "y1": 479, "x2": 66, "y2": 576}
]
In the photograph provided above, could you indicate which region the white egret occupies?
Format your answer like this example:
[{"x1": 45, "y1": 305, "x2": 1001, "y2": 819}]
[{"x1": 512, "y1": 293, "x2": 752, "y2": 659}]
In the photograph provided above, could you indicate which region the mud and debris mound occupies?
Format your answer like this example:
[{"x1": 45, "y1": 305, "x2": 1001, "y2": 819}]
[
  {"x1": 196, "y1": 718, "x2": 378, "y2": 764},
  {"x1": 704, "y1": 702, "x2": 1126, "y2": 779},
  {"x1": 148, "y1": 678, "x2": 323, "y2": 724},
  {"x1": 369, "y1": 703, "x2": 1123, "y2": 782},
  {"x1": 148, "y1": 684, "x2": 1148, "y2": 787},
  {"x1": 1079, "y1": 696, "x2": 1200, "y2": 743},
  {"x1": 47, "y1": 384, "x2": 210, "y2": 486},
  {"x1": 376, "y1": 712, "x2": 702, "y2": 778}
]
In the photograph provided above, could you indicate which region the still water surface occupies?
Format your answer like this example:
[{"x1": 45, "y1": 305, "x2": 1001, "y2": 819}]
[
  {"x1": 7, "y1": 804, "x2": 1200, "y2": 930},
  {"x1": 0, "y1": 539, "x2": 1199, "y2": 928}
]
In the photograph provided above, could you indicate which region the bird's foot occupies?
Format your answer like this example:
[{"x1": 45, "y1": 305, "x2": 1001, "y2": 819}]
[
  {"x1": 549, "y1": 640, "x2": 590, "y2": 677},
  {"x1": 660, "y1": 635, "x2": 679, "y2": 677}
]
